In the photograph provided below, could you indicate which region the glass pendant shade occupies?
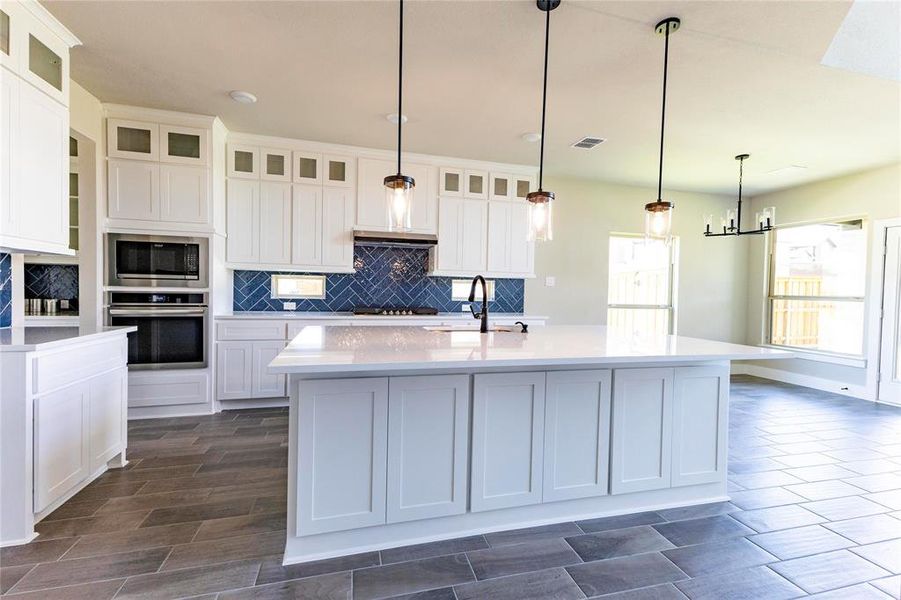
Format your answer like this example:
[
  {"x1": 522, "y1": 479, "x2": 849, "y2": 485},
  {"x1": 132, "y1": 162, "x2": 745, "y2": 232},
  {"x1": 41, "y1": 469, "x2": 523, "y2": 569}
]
[
  {"x1": 526, "y1": 190, "x2": 554, "y2": 242},
  {"x1": 644, "y1": 201, "x2": 673, "y2": 240},
  {"x1": 384, "y1": 174, "x2": 415, "y2": 232}
]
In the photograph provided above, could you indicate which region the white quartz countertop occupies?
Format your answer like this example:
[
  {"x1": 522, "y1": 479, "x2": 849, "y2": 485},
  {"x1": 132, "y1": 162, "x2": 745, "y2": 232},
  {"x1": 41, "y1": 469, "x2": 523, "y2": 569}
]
[
  {"x1": 269, "y1": 325, "x2": 793, "y2": 374},
  {"x1": 0, "y1": 326, "x2": 136, "y2": 352},
  {"x1": 215, "y1": 311, "x2": 545, "y2": 321}
]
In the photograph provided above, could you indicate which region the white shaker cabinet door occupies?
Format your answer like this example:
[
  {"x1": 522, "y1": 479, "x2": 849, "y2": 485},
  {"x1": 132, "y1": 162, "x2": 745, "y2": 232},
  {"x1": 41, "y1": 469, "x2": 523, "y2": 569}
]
[
  {"x1": 216, "y1": 342, "x2": 253, "y2": 401},
  {"x1": 355, "y1": 157, "x2": 392, "y2": 231},
  {"x1": 34, "y1": 382, "x2": 90, "y2": 512},
  {"x1": 610, "y1": 368, "x2": 674, "y2": 494},
  {"x1": 321, "y1": 186, "x2": 354, "y2": 268},
  {"x1": 0, "y1": 70, "x2": 18, "y2": 239},
  {"x1": 251, "y1": 341, "x2": 287, "y2": 398},
  {"x1": 436, "y1": 197, "x2": 462, "y2": 271},
  {"x1": 406, "y1": 162, "x2": 436, "y2": 234},
  {"x1": 671, "y1": 365, "x2": 729, "y2": 487},
  {"x1": 88, "y1": 368, "x2": 127, "y2": 472},
  {"x1": 508, "y1": 201, "x2": 534, "y2": 275},
  {"x1": 296, "y1": 378, "x2": 389, "y2": 535},
  {"x1": 108, "y1": 159, "x2": 159, "y2": 222},
  {"x1": 543, "y1": 370, "x2": 612, "y2": 502},
  {"x1": 258, "y1": 181, "x2": 292, "y2": 265},
  {"x1": 471, "y1": 372, "x2": 546, "y2": 512},
  {"x1": 387, "y1": 375, "x2": 470, "y2": 523},
  {"x1": 226, "y1": 179, "x2": 259, "y2": 264},
  {"x1": 460, "y1": 198, "x2": 488, "y2": 272},
  {"x1": 160, "y1": 164, "x2": 209, "y2": 224},
  {"x1": 292, "y1": 184, "x2": 323, "y2": 266},
  {"x1": 486, "y1": 201, "x2": 511, "y2": 273}
]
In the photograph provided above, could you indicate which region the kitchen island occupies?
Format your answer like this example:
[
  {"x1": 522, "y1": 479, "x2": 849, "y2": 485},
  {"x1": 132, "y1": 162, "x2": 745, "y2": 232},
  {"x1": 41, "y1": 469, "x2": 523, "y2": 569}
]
[{"x1": 270, "y1": 325, "x2": 792, "y2": 565}]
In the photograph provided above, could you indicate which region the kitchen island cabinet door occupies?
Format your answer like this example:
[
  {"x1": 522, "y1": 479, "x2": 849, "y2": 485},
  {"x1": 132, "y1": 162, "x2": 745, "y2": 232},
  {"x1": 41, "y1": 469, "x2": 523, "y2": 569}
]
[
  {"x1": 610, "y1": 368, "x2": 674, "y2": 494},
  {"x1": 386, "y1": 375, "x2": 469, "y2": 523},
  {"x1": 34, "y1": 382, "x2": 90, "y2": 512},
  {"x1": 543, "y1": 370, "x2": 611, "y2": 502},
  {"x1": 671, "y1": 365, "x2": 729, "y2": 487},
  {"x1": 88, "y1": 368, "x2": 127, "y2": 472},
  {"x1": 471, "y1": 372, "x2": 545, "y2": 512},
  {"x1": 296, "y1": 378, "x2": 389, "y2": 535}
]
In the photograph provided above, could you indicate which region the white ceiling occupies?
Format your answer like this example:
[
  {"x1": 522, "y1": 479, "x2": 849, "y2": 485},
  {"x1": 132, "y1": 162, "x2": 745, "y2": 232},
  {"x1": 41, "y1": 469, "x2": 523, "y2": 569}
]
[{"x1": 45, "y1": 0, "x2": 900, "y2": 196}]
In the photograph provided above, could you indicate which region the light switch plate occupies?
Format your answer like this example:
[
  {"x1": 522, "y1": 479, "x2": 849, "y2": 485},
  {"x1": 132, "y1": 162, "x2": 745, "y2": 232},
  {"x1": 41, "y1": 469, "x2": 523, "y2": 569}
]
[
  {"x1": 545, "y1": 276, "x2": 556, "y2": 287},
  {"x1": 283, "y1": 301, "x2": 297, "y2": 310}
]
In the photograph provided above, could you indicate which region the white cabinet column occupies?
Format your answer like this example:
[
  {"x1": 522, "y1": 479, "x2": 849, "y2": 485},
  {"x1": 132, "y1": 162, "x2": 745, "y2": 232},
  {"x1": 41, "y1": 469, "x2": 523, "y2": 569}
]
[
  {"x1": 296, "y1": 378, "x2": 389, "y2": 535},
  {"x1": 610, "y1": 368, "x2": 674, "y2": 494},
  {"x1": 672, "y1": 365, "x2": 729, "y2": 487},
  {"x1": 543, "y1": 370, "x2": 611, "y2": 502},
  {"x1": 471, "y1": 372, "x2": 545, "y2": 512},
  {"x1": 387, "y1": 375, "x2": 469, "y2": 523}
]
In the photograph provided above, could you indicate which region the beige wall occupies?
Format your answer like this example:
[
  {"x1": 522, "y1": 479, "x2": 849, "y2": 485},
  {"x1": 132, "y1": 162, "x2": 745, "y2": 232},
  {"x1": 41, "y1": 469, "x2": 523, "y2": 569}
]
[
  {"x1": 743, "y1": 163, "x2": 901, "y2": 397},
  {"x1": 525, "y1": 176, "x2": 750, "y2": 343}
]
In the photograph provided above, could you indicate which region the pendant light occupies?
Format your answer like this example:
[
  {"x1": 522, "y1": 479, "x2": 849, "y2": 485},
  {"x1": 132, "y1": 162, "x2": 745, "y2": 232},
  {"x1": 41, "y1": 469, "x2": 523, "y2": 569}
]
[
  {"x1": 704, "y1": 154, "x2": 776, "y2": 237},
  {"x1": 645, "y1": 17, "x2": 680, "y2": 242},
  {"x1": 525, "y1": 0, "x2": 560, "y2": 242},
  {"x1": 384, "y1": 0, "x2": 415, "y2": 231}
]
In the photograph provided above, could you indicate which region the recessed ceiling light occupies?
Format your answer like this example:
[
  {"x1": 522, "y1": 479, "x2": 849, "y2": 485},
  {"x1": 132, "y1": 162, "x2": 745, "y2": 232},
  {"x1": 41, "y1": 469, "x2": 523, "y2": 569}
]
[
  {"x1": 386, "y1": 113, "x2": 408, "y2": 124},
  {"x1": 229, "y1": 90, "x2": 257, "y2": 104},
  {"x1": 521, "y1": 132, "x2": 542, "y2": 143}
]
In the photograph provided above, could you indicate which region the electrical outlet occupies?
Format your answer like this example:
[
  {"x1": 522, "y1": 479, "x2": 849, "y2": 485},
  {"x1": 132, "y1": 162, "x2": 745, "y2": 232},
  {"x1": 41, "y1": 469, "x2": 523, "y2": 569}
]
[
  {"x1": 283, "y1": 301, "x2": 297, "y2": 310},
  {"x1": 545, "y1": 276, "x2": 556, "y2": 287},
  {"x1": 461, "y1": 303, "x2": 471, "y2": 312}
]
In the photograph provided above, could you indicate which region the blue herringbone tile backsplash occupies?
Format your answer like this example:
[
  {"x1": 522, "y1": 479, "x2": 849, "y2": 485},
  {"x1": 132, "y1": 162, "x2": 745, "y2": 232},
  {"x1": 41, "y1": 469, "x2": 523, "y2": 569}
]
[
  {"x1": 0, "y1": 253, "x2": 10, "y2": 328},
  {"x1": 24, "y1": 264, "x2": 79, "y2": 300},
  {"x1": 234, "y1": 245, "x2": 525, "y2": 313}
]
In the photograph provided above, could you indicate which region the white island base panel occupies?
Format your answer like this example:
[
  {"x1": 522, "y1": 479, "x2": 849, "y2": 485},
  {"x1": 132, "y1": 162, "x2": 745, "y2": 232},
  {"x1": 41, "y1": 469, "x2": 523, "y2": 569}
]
[{"x1": 283, "y1": 361, "x2": 734, "y2": 565}]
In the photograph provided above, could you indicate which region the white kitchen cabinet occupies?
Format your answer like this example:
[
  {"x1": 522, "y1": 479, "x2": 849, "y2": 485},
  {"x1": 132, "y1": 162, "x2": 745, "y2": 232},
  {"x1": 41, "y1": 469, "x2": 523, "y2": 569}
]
[
  {"x1": 439, "y1": 167, "x2": 463, "y2": 197},
  {"x1": 88, "y1": 368, "x2": 127, "y2": 472},
  {"x1": 34, "y1": 382, "x2": 90, "y2": 512},
  {"x1": 490, "y1": 173, "x2": 513, "y2": 200},
  {"x1": 321, "y1": 186, "x2": 355, "y2": 268},
  {"x1": 471, "y1": 372, "x2": 545, "y2": 512},
  {"x1": 434, "y1": 196, "x2": 487, "y2": 274},
  {"x1": 671, "y1": 365, "x2": 729, "y2": 487},
  {"x1": 216, "y1": 342, "x2": 253, "y2": 401},
  {"x1": 356, "y1": 158, "x2": 435, "y2": 233},
  {"x1": 293, "y1": 150, "x2": 322, "y2": 185},
  {"x1": 296, "y1": 377, "x2": 389, "y2": 535},
  {"x1": 258, "y1": 182, "x2": 292, "y2": 265},
  {"x1": 488, "y1": 201, "x2": 534, "y2": 275},
  {"x1": 228, "y1": 143, "x2": 259, "y2": 179},
  {"x1": 261, "y1": 147, "x2": 291, "y2": 182},
  {"x1": 465, "y1": 170, "x2": 488, "y2": 199},
  {"x1": 160, "y1": 124, "x2": 207, "y2": 166},
  {"x1": 252, "y1": 341, "x2": 287, "y2": 398},
  {"x1": 0, "y1": 69, "x2": 15, "y2": 238},
  {"x1": 543, "y1": 370, "x2": 611, "y2": 502},
  {"x1": 610, "y1": 368, "x2": 674, "y2": 494},
  {"x1": 387, "y1": 375, "x2": 469, "y2": 523},
  {"x1": 226, "y1": 178, "x2": 260, "y2": 263},
  {"x1": 160, "y1": 164, "x2": 209, "y2": 224},
  {"x1": 513, "y1": 174, "x2": 535, "y2": 201},
  {"x1": 108, "y1": 159, "x2": 159, "y2": 221},
  {"x1": 108, "y1": 119, "x2": 158, "y2": 161},
  {"x1": 292, "y1": 184, "x2": 322, "y2": 266},
  {"x1": 324, "y1": 154, "x2": 355, "y2": 187}
]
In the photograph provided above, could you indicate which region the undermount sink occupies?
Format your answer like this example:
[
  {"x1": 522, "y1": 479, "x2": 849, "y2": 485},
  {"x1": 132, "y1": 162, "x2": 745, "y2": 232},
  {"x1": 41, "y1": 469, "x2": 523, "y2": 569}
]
[{"x1": 423, "y1": 326, "x2": 516, "y2": 333}]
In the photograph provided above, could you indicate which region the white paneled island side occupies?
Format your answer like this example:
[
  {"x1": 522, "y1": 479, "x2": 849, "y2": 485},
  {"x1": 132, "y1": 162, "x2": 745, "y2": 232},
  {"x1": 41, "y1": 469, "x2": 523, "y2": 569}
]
[{"x1": 270, "y1": 325, "x2": 792, "y2": 565}]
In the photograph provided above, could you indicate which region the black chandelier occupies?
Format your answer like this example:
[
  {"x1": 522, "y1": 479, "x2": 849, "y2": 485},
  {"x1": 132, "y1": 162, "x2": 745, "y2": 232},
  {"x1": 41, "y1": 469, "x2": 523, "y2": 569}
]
[{"x1": 704, "y1": 154, "x2": 775, "y2": 237}]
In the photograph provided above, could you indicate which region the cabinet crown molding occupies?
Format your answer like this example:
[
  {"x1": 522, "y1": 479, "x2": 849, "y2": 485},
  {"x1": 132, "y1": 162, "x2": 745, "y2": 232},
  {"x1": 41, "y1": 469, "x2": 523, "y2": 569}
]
[{"x1": 18, "y1": 0, "x2": 82, "y2": 47}]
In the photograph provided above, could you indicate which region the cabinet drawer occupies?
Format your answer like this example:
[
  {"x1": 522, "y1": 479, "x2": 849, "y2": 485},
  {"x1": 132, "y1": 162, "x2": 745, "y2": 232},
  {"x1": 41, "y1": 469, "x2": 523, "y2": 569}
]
[
  {"x1": 33, "y1": 338, "x2": 127, "y2": 395},
  {"x1": 216, "y1": 319, "x2": 287, "y2": 341}
]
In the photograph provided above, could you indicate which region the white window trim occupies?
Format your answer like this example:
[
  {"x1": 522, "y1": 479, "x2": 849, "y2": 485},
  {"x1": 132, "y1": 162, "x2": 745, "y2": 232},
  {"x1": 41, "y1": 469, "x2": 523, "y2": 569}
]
[
  {"x1": 765, "y1": 217, "x2": 868, "y2": 360},
  {"x1": 270, "y1": 274, "x2": 326, "y2": 300},
  {"x1": 606, "y1": 233, "x2": 679, "y2": 335}
]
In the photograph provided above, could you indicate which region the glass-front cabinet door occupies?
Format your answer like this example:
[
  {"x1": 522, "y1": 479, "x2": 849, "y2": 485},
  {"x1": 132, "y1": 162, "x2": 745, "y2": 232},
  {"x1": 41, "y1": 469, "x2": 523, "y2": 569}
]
[
  {"x1": 293, "y1": 151, "x2": 322, "y2": 185},
  {"x1": 108, "y1": 119, "x2": 159, "y2": 161},
  {"x1": 160, "y1": 125, "x2": 207, "y2": 166},
  {"x1": 439, "y1": 167, "x2": 463, "y2": 196},
  {"x1": 227, "y1": 144, "x2": 259, "y2": 179},
  {"x1": 465, "y1": 170, "x2": 488, "y2": 199},
  {"x1": 490, "y1": 173, "x2": 513, "y2": 200},
  {"x1": 0, "y1": 9, "x2": 11, "y2": 69},
  {"x1": 324, "y1": 154, "x2": 354, "y2": 187},
  {"x1": 261, "y1": 148, "x2": 291, "y2": 182},
  {"x1": 22, "y1": 19, "x2": 69, "y2": 106},
  {"x1": 514, "y1": 175, "x2": 535, "y2": 201}
]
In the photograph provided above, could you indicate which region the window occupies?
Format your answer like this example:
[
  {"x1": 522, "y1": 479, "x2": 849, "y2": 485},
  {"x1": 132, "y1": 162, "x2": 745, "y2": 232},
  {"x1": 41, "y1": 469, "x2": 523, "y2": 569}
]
[
  {"x1": 607, "y1": 235, "x2": 676, "y2": 337},
  {"x1": 451, "y1": 279, "x2": 495, "y2": 301},
  {"x1": 768, "y1": 219, "x2": 866, "y2": 356},
  {"x1": 270, "y1": 275, "x2": 326, "y2": 299}
]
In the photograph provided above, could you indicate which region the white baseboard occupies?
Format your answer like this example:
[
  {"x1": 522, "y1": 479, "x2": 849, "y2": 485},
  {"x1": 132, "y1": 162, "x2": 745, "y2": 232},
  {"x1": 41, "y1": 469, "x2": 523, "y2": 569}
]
[
  {"x1": 732, "y1": 363, "x2": 873, "y2": 401},
  {"x1": 219, "y1": 398, "x2": 289, "y2": 410}
]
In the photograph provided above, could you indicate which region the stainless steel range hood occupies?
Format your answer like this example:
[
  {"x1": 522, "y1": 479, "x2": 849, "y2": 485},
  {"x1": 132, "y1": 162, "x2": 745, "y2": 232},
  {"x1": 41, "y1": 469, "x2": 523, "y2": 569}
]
[{"x1": 353, "y1": 230, "x2": 438, "y2": 248}]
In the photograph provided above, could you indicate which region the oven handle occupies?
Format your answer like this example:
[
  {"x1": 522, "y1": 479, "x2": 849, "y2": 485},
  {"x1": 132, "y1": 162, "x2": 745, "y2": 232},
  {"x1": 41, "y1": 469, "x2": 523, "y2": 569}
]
[{"x1": 109, "y1": 308, "x2": 208, "y2": 317}]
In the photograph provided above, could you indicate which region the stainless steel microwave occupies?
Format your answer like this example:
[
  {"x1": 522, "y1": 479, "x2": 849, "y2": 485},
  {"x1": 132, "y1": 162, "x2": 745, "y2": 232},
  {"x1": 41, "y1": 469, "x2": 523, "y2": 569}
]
[{"x1": 106, "y1": 234, "x2": 208, "y2": 288}]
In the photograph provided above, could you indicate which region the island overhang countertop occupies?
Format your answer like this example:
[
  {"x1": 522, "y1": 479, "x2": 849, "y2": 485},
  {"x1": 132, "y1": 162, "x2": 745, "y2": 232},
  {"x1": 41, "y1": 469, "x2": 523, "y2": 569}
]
[{"x1": 269, "y1": 324, "x2": 793, "y2": 374}]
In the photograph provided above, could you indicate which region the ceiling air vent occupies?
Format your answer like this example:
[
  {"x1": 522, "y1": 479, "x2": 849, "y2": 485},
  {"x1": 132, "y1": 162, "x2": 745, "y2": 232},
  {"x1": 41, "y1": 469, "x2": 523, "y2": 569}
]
[{"x1": 571, "y1": 136, "x2": 606, "y2": 149}]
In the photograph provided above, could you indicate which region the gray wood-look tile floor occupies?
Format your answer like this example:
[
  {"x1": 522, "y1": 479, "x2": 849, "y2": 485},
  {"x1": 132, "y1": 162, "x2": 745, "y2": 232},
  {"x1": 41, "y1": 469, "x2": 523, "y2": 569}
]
[{"x1": 2, "y1": 375, "x2": 901, "y2": 599}]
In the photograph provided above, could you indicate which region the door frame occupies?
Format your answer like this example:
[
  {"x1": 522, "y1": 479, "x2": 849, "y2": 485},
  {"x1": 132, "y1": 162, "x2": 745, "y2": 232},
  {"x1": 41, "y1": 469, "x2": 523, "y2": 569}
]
[{"x1": 865, "y1": 217, "x2": 901, "y2": 403}]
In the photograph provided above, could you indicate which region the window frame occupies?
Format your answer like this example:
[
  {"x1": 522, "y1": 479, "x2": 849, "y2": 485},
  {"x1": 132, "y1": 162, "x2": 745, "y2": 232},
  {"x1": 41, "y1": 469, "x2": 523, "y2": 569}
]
[
  {"x1": 765, "y1": 216, "x2": 868, "y2": 359},
  {"x1": 269, "y1": 274, "x2": 327, "y2": 300},
  {"x1": 606, "y1": 233, "x2": 679, "y2": 335}
]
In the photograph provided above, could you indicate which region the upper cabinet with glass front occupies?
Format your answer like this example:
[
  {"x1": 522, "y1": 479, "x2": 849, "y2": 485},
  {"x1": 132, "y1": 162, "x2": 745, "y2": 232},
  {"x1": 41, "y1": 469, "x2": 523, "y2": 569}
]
[{"x1": 108, "y1": 119, "x2": 159, "y2": 161}]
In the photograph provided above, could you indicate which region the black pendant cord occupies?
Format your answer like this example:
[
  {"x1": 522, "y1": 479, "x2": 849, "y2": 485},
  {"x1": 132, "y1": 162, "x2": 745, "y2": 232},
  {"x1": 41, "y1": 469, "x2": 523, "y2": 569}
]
[
  {"x1": 537, "y1": 6, "x2": 550, "y2": 191},
  {"x1": 656, "y1": 23, "x2": 670, "y2": 202},
  {"x1": 396, "y1": 0, "x2": 404, "y2": 176},
  {"x1": 736, "y1": 155, "x2": 744, "y2": 233}
]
